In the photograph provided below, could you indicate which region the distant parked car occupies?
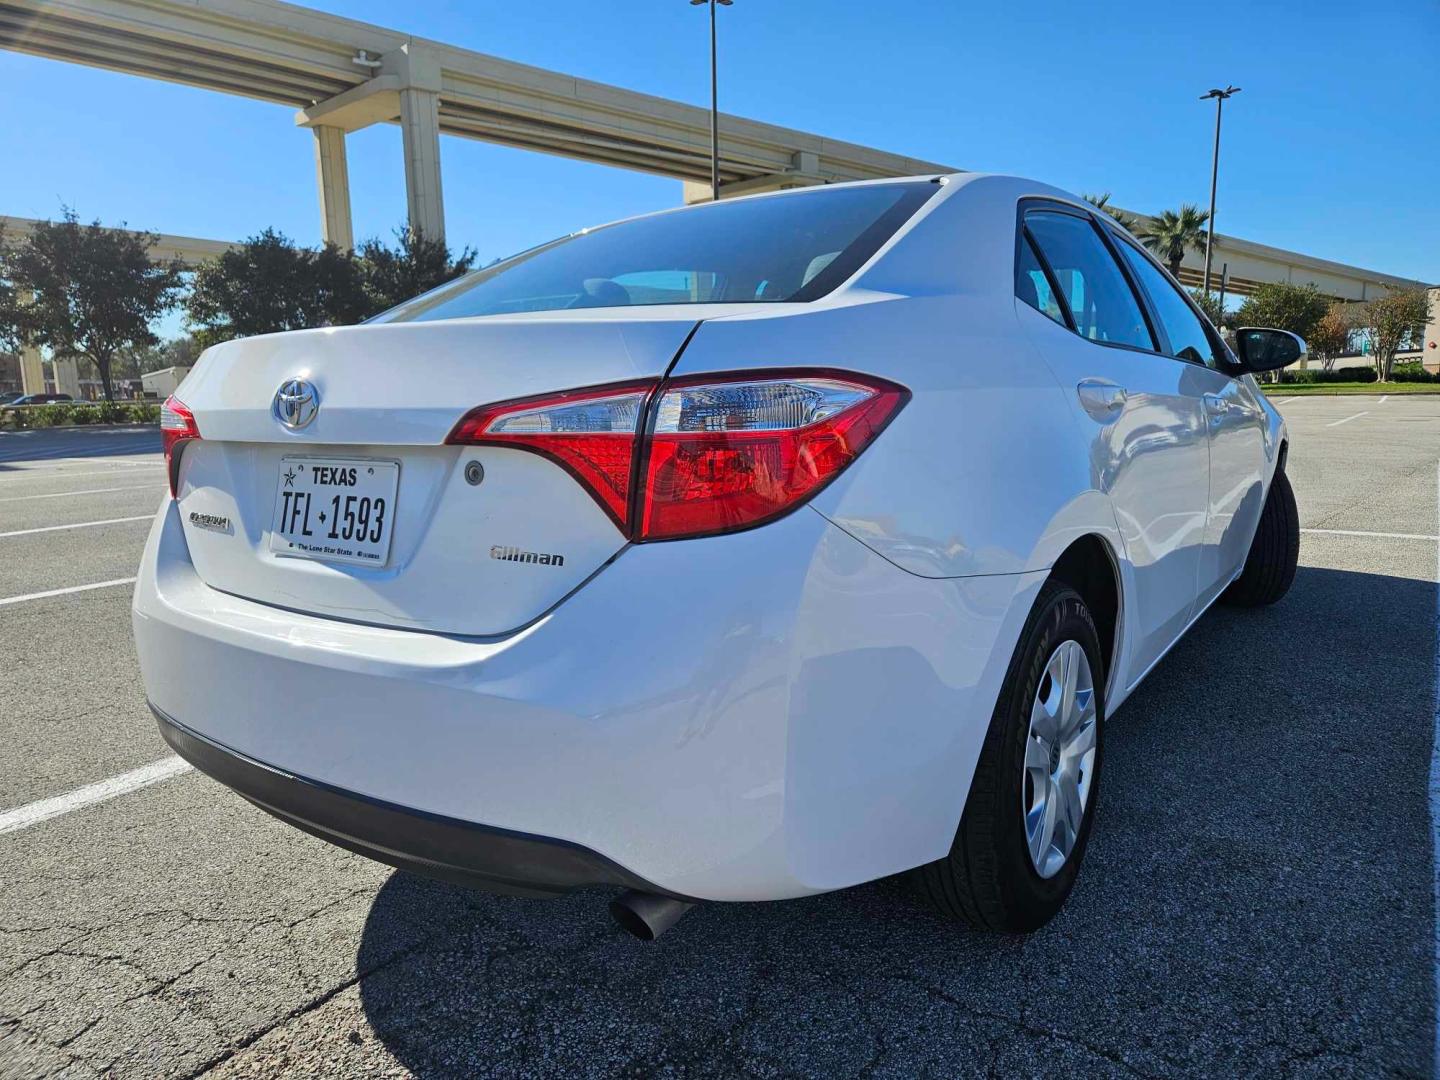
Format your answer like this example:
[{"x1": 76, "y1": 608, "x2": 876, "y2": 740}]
[
  {"x1": 135, "y1": 174, "x2": 1303, "y2": 939},
  {"x1": 10, "y1": 393, "x2": 74, "y2": 405},
  {"x1": 0, "y1": 391, "x2": 25, "y2": 405}
]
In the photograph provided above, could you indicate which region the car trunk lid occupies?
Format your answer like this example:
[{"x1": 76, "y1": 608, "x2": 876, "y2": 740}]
[{"x1": 171, "y1": 313, "x2": 699, "y2": 636}]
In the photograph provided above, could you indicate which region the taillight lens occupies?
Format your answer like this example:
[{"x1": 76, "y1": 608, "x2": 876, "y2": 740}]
[
  {"x1": 640, "y1": 373, "x2": 907, "y2": 540},
  {"x1": 160, "y1": 395, "x2": 200, "y2": 497},
  {"x1": 446, "y1": 382, "x2": 651, "y2": 528},
  {"x1": 445, "y1": 370, "x2": 906, "y2": 541}
]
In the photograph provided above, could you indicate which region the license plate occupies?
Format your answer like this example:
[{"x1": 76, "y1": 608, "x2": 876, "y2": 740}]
[{"x1": 269, "y1": 456, "x2": 400, "y2": 567}]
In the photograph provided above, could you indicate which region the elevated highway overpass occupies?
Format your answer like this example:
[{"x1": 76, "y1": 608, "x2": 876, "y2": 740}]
[{"x1": 0, "y1": 0, "x2": 1428, "y2": 307}]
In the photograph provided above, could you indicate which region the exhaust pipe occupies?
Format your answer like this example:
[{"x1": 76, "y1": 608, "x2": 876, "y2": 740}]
[{"x1": 609, "y1": 890, "x2": 695, "y2": 941}]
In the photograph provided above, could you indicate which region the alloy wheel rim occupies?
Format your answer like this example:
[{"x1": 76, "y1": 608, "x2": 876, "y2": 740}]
[{"x1": 1022, "y1": 639, "x2": 1097, "y2": 879}]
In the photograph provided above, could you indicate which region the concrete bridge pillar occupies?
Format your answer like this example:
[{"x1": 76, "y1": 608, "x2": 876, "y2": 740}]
[
  {"x1": 296, "y1": 43, "x2": 446, "y2": 244},
  {"x1": 54, "y1": 356, "x2": 81, "y2": 398},
  {"x1": 399, "y1": 87, "x2": 445, "y2": 242},
  {"x1": 17, "y1": 290, "x2": 45, "y2": 395},
  {"x1": 312, "y1": 125, "x2": 354, "y2": 250},
  {"x1": 18, "y1": 342, "x2": 44, "y2": 396}
]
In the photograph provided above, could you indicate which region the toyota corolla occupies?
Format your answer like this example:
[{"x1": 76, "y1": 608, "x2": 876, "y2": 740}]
[{"x1": 134, "y1": 174, "x2": 1301, "y2": 939}]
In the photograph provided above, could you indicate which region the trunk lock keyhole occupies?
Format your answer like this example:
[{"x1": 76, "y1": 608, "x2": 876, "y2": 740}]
[{"x1": 464, "y1": 460, "x2": 485, "y2": 486}]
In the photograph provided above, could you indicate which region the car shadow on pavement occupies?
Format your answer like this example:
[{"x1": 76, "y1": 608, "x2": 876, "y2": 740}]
[{"x1": 353, "y1": 564, "x2": 1435, "y2": 1077}]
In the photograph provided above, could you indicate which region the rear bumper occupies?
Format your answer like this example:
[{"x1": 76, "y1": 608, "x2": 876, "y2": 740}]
[
  {"x1": 134, "y1": 498, "x2": 1043, "y2": 902},
  {"x1": 153, "y1": 704, "x2": 676, "y2": 898}
]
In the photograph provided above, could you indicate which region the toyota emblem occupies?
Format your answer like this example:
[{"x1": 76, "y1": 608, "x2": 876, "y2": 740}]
[{"x1": 273, "y1": 378, "x2": 320, "y2": 430}]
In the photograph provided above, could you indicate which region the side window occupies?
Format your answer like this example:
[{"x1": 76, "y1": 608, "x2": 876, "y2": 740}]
[
  {"x1": 1025, "y1": 210, "x2": 1155, "y2": 351},
  {"x1": 1015, "y1": 233, "x2": 1066, "y2": 326},
  {"x1": 1115, "y1": 239, "x2": 1219, "y2": 366}
]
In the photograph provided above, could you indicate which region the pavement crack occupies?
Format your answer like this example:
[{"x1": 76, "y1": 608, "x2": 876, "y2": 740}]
[
  {"x1": 53, "y1": 1013, "x2": 102, "y2": 1049},
  {"x1": 175, "y1": 883, "x2": 463, "y2": 1079},
  {"x1": 878, "y1": 972, "x2": 1158, "y2": 1078}
]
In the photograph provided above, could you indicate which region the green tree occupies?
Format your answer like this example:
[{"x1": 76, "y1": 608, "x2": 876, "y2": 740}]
[
  {"x1": 1081, "y1": 192, "x2": 1138, "y2": 232},
  {"x1": 114, "y1": 335, "x2": 202, "y2": 380},
  {"x1": 1306, "y1": 305, "x2": 1356, "y2": 371},
  {"x1": 1189, "y1": 289, "x2": 1230, "y2": 329},
  {"x1": 1235, "y1": 282, "x2": 1331, "y2": 346},
  {"x1": 185, "y1": 229, "x2": 365, "y2": 347},
  {"x1": 1, "y1": 210, "x2": 183, "y2": 401},
  {"x1": 1357, "y1": 287, "x2": 1431, "y2": 382},
  {"x1": 160, "y1": 334, "x2": 204, "y2": 369},
  {"x1": 1138, "y1": 204, "x2": 1210, "y2": 276},
  {"x1": 357, "y1": 227, "x2": 477, "y2": 315},
  {"x1": 0, "y1": 222, "x2": 18, "y2": 354}
]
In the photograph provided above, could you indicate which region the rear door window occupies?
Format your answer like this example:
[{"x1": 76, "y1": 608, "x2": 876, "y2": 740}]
[
  {"x1": 1025, "y1": 210, "x2": 1156, "y2": 351},
  {"x1": 1016, "y1": 233, "x2": 1067, "y2": 326}
]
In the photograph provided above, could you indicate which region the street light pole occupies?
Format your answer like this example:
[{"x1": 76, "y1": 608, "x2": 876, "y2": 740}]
[
  {"x1": 690, "y1": 0, "x2": 732, "y2": 201},
  {"x1": 1200, "y1": 84, "x2": 1240, "y2": 296}
]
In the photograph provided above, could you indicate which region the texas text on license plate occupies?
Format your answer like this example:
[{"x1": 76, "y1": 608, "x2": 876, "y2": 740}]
[{"x1": 268, "y1": 456, "x2": 400, "y2": 567}]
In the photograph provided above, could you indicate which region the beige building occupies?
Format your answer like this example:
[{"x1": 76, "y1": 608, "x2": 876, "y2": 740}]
[
  {"x1": 1424, "y1": 288, "x2": 1440, "y2": 373},
  {"x1": 140, "y1": 366, "x2": 192, "y2": 399}
]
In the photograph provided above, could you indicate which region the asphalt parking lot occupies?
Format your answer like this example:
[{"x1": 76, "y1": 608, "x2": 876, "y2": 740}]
[{"x1": 1, "y1": 396, "x2": 1436, "y2": 1078}]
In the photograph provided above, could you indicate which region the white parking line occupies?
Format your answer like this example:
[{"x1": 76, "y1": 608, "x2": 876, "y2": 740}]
[
  {"x1": 1431, "y1": 460, "x2": 1440, "y2": 1076},
  {"x1": 0, "y1": 484, "x2": 158, "y2": 504},
  {"x1": 0, "y1": 578, "x2": 137, "y2": 607},
  {"x1": 1274, "y1": 397, "x2": 1301, "y2": 405},
  {"x1": 0, "y1": 515, "x2": 153, "y2": 539},
  {"x1": 1326, "y1": 411, "x2": 1370, "y2": 427},
  {"x1": 1379, "y1": 395, "x2": 1390, "y2": 405},
  {"x1": 0, "y1": 757, "x2": 191, "y2": 837},
  {"x1": 1301, "y1": 528, "x2": 1440, "y2": 541}
]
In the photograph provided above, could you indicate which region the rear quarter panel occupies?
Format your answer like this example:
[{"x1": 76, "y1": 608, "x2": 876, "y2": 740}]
[{"x1": 673, "y1": 175, "x2": 1117, "y2": 583}]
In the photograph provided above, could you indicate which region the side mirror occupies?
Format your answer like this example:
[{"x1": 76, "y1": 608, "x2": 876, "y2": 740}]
[{"x1": 1233, "y1": 327, "x2": 1306, "y2": 373}]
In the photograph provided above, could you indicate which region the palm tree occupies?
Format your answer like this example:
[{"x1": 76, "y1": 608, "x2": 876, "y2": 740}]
[
  {"x1": 1081, "y1": 192, "x2": 1138, "y2": 232},
  {"x1": 1138, "y1": 204, "x2": 1210, "y2": 277}
]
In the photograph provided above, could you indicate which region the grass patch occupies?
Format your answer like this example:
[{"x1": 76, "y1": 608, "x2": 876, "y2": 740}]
[{"x1": 1261, "y1": 383, "x2": 1440, "y2": 396}]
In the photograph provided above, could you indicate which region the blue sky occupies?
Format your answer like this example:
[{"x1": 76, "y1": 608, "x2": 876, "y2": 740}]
[{"x1": 1, "y1": 0, "x2": 1435, "y2": 294}]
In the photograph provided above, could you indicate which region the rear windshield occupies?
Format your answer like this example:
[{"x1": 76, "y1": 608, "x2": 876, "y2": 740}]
[{"x1": 374, "y1": 181, "x2": 937, "y2": 323}]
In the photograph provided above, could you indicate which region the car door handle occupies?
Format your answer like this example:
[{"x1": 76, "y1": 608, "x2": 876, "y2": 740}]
[
  {"x1": 1077, "y1": 379, "x2": 1127, "y2": 420},
  {"x1": 1203, "y1": 392, "x2": 1244, "y2": 422}
]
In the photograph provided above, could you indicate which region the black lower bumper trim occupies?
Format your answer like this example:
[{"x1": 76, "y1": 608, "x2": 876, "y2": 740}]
[{"x1": 152, "y1": 704, "x2": 682, "y2": 900}]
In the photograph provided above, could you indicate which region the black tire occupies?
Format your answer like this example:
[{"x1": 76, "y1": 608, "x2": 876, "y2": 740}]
[
  {"x1": 1220, "y1": 468, "x2": 1299, "y2": 607},
  {"x1": 913, "y1": 581, "x2": 1104, "y2": 932}
]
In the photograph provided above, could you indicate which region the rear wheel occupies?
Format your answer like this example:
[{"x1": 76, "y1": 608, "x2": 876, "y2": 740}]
[
  {"x1": 914, "y1": 581, "x2": 1103, "y2": 932},
  {"x1": 1221, "y1": 468, "x2": 1299, "y2": 607}
]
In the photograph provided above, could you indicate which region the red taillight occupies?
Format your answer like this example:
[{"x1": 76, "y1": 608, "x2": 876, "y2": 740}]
[
  {"x1": 444, "y1": 370, "x2": 907, "y2": 541},
  {"x1": 446, "y1": 382, "x2": 652, "y2": 529},
  {"x1": 160, "y1": 395, "x2": 200, "y2": 497},
  {"x1": 639, "y1": 372, "x2": 907, "y2": 540}
]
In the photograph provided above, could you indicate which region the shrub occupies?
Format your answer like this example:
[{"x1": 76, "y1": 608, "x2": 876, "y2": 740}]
[
  {"x1": 59, "y1": 403, "x2": 94, "y2": 425},
  {"x1": 1332, "y1": 366, "x2": 1378, "y2": 383},
  {"x1": 0, "y1": 401, "x2": 161, "y2": 430},
  {"x1": 1277, "y1": 366, "x2": 1377, "y2": 385},
  {"x1": 1391, "y1": 362, "x2": 1435, "y2": 383},
  {"x1": 1271, "y1": 364, "x2": 1440, "y2": 385}
]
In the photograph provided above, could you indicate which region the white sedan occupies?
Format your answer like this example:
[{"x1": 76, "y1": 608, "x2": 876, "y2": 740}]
[{"x1": 134, "y1": 174, "x2": 1300, "y2": 939}]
